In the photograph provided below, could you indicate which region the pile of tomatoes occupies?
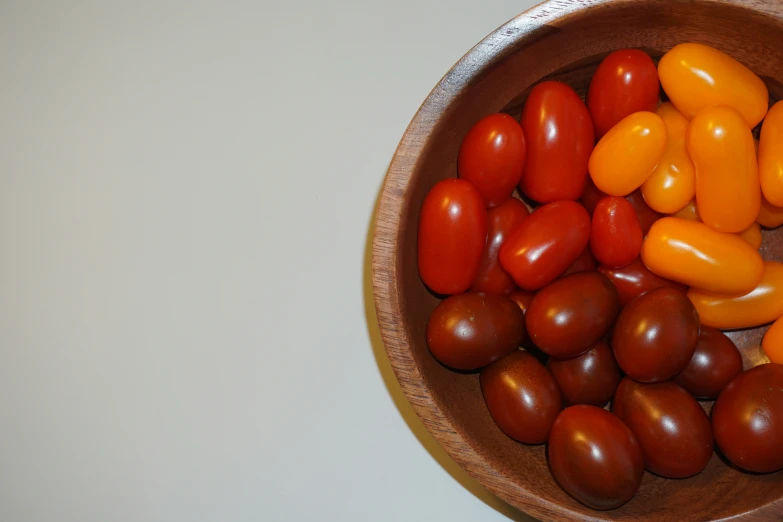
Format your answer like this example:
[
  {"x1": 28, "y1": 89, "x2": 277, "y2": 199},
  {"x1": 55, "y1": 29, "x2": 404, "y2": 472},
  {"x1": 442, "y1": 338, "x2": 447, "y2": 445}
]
[{"x1": 417, "y1": 43, "x2": 783, "y2": 510}]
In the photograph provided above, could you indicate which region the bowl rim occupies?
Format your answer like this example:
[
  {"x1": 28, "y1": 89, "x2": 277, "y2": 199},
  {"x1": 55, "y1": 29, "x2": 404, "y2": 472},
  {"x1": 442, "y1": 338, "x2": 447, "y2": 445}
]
[{"x1": 371, "y1": 0, "x2": 783, "y2": 520}]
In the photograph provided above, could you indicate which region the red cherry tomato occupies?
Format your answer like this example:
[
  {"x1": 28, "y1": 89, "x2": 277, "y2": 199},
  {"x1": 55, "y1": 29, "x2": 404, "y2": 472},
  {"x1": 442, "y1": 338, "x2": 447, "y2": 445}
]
[
  {"x1": 598, "y1": 257, "x2": 686, "y2": 306},
  {"x1": 418, "y1": 179, "x2": 487, "y2": 295},
  {"x1": 470, "y1": 198, "x2": 529, "y2": 295},
  {"x1": 499, "y1": 201, "x2": 590, "y2": 291},
  {"x1": 590, "y1": 196, "x2": 642, "y2": 268},
  {"x1": 560, "y1": 247, "x2": 596, "y2": 278},
  {"x1": 587, "y1": 49, "x2": 660, "y2": 138},
  {"x1": 458, "y1": 113, "x2": 526, "y2": 207},
  {"x1": 519, "y1": 81, "x2": 595, "y2": 203},
  {"x1": 580, "y1": 177, "x2": 608, "y2": 215}
]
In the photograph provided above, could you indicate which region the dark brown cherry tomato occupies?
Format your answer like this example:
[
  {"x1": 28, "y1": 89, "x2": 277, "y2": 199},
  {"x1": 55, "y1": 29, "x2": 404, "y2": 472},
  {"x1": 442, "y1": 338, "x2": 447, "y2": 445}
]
[
  {"x1": 548, "y1": 405, "x2": 644, "y2": 510},
  {"x1": 499, "y1": 201, "x2": 591, "y2": 291},
  {"x1": 580, "y1": 177, "x2": 608, "y2": 215},
  {"x1": 712, "y1": 363, "x2": 783, "y2": 473},
  {"x1": 470, "y1": 198, "x2": 529, "y2": 295},
  {"x1": 560, "y1": 247, "x2": 596, "y2": 278},
  {"x1": 590, "y1": 196, "x2": 643, "y2": 268},
  {"x1": 547, "y1": 341, "x2": 621, "y2": 407},
  {"x1": 625, "y1": 188, "x2": 662, "y2": 235},
  {"x1": 526, "y1": 272, "x2": 620, "y2": 358},
  {"x1": 458, "y1": 113, "x2": 526, "y2": 207},
  {"x1": 508, "y1": 290, "x2": 535, "y2": 345},
  {"x1": 519, "y1": 81, "x2": 595, "y2": 203},
  {"x1": 675, "y1": 327, "x2": 743, "y2": 400},
  {"x1": 587, "y1": 49, "x2": 660, "y2": 138},
  {"x1": 613, "y1": 378, "x2": 713, "y2": 478},
  {"x1": 481, "y1": 351, "x2": 562, "y2": 444},
  {"x1": 418, "y1": 179, "x2": 487, "y2": 295},
  {"x1": 426, "y1": 293, "x2": 524, "y2": 370},
  {"x1": 612, "y1": 288, "x2": 700, "y2": 383},
  {"x1": 598, "y1": 257, "x2": 686, "y2": 306}
]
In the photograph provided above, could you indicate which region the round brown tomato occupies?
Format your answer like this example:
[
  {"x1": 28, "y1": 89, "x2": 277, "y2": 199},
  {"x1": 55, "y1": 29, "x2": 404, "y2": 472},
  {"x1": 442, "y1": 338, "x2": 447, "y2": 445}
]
[
  {"x1": 547, "y1": 341, "x2": 621, "y2": 407},
  {"x1": 675, "y1": 327, "x2": 743, "y2": 399},
  {"x1": 598, "y1": 257, "x2": 686, "y2": 306},
  {"x1": 590, "y1": 196, "x2": 643, "y2": 268}
]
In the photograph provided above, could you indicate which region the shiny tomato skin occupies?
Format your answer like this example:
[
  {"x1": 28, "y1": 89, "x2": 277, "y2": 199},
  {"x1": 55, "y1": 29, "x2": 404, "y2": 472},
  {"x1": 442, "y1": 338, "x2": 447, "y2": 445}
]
[
  {"x1": 526, "y1": 272, "x2": 620, "y2": 359},
  {"x1": 426, "y1": 293, "x2": 524, "y2": 370},
  {"x1": 712, "y1": 363, "x2": 783, "y2": 473},
  {"x1": 519, "y1": 81, "x2": 595, "y2": 203},
  {"x1": 418, "y1": 179, "x2": 487, "y2": 295},
  {"x1": 758, "y1": 195, "x2": 783, "y2": 229},
  {"x1": 470, "y1": 198, "x2": 529, "y2": 295},
  {"x1": 590, "y1": 196, "x2": 642, "y2": 268},
  {"x1": 458, "y1": 113, "x2": 526, "y2": 207},
  {"x1": 481, "y1": 350, "x2": 562, "y2": 444},
  {"x1": 587, "y1": 49, "x2": 660, "y2": 138},
  {"x1": 548, "y1": 405, "x2": 644, "y2": 510},
  {"x1": 612, "y1": 288, "x2": 700, "y2": 383},
  {"x1": 547, "y1": 341, "x2": 621, "y2": 407},
  {"x1": 613, "y1": 378, "x2": 713, "y2": 478},
  {"x1": 625, "y1": 188, "x2": 662, "y2": 235},
  {"x1": 598, "y1": 257, "x2": 686, "y2": 306},
  {"x1": 763, "y1": 316, "x2": 783, "y2": 364},
  {"x1": 499, "y1": 201, "x2": 590, "y2": 291},
  {"x1": 760, "y1": 101, "x2": 783, "y2": 207},
  {"x1": 675, "y1": 326, "x2": 743, "y2": 399}
]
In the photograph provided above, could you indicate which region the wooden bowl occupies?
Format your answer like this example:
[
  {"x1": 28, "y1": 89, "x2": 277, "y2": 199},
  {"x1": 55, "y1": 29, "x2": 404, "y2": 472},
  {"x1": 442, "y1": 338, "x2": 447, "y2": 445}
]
[{"x1": 371, "y1": 0, "x2": 783, "y2": 520}]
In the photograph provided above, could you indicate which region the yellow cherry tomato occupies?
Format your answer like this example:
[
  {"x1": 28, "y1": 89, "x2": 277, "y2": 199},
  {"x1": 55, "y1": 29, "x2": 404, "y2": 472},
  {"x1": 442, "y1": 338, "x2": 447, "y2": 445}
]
[
  {"x1": 641, "y1": 217, "x2": 763, "y2": 295},
  {"x1": 641, "y1": 103, "x2": 696, "y2": 213},
  {"x1": 589, "y1": 111, "x2": 667, "y2": 197},
  {"x1": 687, "y1": 105, "x2": 760, "y2": 233},
  {"x1": 672, "y1": 199, "x2": 700, "y2": 221},
  {"x1": 758, "y1": 195, "x2": 783, "y2": 229},
  {"x1": 760, "y1": 101, "x2": 783, "y2": 207},
  {"x1": 737, "y1": 222, "x2": 762, "y2": 250},
  {"x1": 688, "y1": 262, "x2": 783, "y2": 329},
  {"x1": 762, "y1": 316, "x2": 783, "y2": 364},
  {"x1": 658, "y1": 42, "x2": 768, "y2": 127}
]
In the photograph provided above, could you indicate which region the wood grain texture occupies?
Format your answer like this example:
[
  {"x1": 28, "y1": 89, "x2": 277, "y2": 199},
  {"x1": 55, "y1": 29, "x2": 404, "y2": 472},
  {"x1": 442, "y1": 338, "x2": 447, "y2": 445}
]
[{"x1": 371, "y1": 0, "x2": 783, "y2": 520}]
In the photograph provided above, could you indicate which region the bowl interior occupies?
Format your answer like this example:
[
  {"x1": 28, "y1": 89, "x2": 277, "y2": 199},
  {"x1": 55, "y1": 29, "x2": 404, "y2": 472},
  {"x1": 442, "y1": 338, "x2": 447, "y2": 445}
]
[{"x1": 374, "y1": 1, "x2": 783, "y2": 520}]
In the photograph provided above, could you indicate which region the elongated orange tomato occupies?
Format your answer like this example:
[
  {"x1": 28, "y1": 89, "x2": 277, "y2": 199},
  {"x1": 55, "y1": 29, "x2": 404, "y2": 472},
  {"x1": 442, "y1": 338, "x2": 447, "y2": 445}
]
[
  {"x1": 762, "y1": 316, "x2": 783, "y2": 364},
  {"x1": 589, "y1": 112, "x2": 667, "y2": 197},
  {"x1": 688, "y1": 262, "x2": 783, "y2": 329},
  {"x1": 658, "y1": 43, "x2": 768, "y2": 127},
  {"x1": 641, "y1": 103, "x2": 695, "y2": 213},
  {"x1": 760, "y1": 101, "x2": 783, "y2": 207},
  {"x1": 641, "y1": 217, "x2": 763, "y2": 295},
  {"x1": 737, "y1": 222, "x2": 762, "y2": 250},
  {"x1": 673, "y1": 199, "x2": 700, "y2": 221},
  {"x1": 758, "y1": 195, "x2": 783, "y2": 229},
  {"x1": 687, "y1": 105, "x2": 760, "y2": 233}
]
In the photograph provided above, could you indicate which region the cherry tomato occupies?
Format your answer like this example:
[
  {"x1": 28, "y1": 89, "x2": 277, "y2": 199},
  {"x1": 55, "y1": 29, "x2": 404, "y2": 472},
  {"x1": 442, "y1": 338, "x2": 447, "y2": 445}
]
[
  {"x1": 672, "y1": 199, "x2": 700, "y2": 221},
  {"x1": 613, "y1": 379, "x2": 713, "y2": 478},
  {"x1": 548, "y1": 405, "x2": 643, "y2": 510},
  {"x1": 470, "y1": 198, "x2": 529, "y2": 295},
  {"x1": 590, "y1": 197, "x2": 642, "y2": 268},
  {"x1": 426, "y1": 293, "x2": 524, "y2": 370},
  {"x1": 758, "y1": 195, "x2": 783, "y2": 229},
  {"x1": 762, "y1": 316, "x2": 783, "y2": 364},
  {"x1": 688, "y1": 261, "x2": 783, "y2": 329},
  {"x1": 519, "y1": 81, "x2": 594, "y2": 203},
  {"x1": 737, "y1": 222, "x2": 762, "y2": 250},
  {"x1": 687, "y1": 105, "x2": 760, "y2": 233},
  {"x1": 712, "y1": 363, "x2": 783, "y2": 473},
  {"x1": 560, "y1": 247, "x2": 596, "y2": 278},
  {"x1": 508, "y1": 290, "x2": 535, "y2": 346},
  {"x1": 675, "y1": 327, "x2": 743, "y2": 399},
  {"x1": 580, "y1": 177, "x2": 608, "y2": 215},
  {"x1": 547, "y1": 341, "x2": 621, "y2": 407},
  {"x1": 641, "y1": 102, "x2": 696, "y2": 214},
  {"x1": 499, "y1": 201, "x2": 590, "y2": 291},
  {"x1": 598, "y1": 257, "x2": 686, "y2": 306},
  {"x1": 641, "y1": 217, "x2": 764, "y2": 295},
  {"x1": 418, "y1": 179, "x2": 487, "y2": 295},
  {"x1": 480, "y1": 351, "x2": 562, "y2": 444},
  {"x1": 587, "y1": 49, "x2": 659, "y2": 138},
  {"x1": 625, "y1": 188, "x2": 662, "y2": 235},
  {"x1": 458, "y1": 113, "x2": 526, "y2": 207},
  {"x1": 760, "y1": 101, "x2": 783, "y2": 207},
  {"x1": 658, "y1": 42, "x2": 768, "y2": 127},
  {"x1": 612, "y1": 288, "x2": 700, "y2": 383}
]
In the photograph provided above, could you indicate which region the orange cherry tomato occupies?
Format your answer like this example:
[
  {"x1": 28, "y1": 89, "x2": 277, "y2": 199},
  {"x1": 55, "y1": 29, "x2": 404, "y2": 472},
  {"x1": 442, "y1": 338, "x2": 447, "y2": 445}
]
[
  {"x1": 758, "y1": 195, "x2": 783, "y2": 229},
  {"x1": 688, "y1": 262, "x2": 783, "y2": 329},
  {"x1": 737, "y1": 222, "x2": 762, "y2": 250},
  {"x1": 760, "y1": 101, "x2": 783, "y2": 207},
  {"x1": 672, "y1": 199, "x2": 700, "y2": 221},
  {"x1": 641, "y1": 217, "x2": 763, "y2": 295},
  {"x1": 762, "y1": 316, "x2": 783, "y2": 364},
  {"x1": 687, "y1": 105, "x2": 760, "y2": 233},
  {"x1": 641, "y1": 103, "x2": 695, "y2": 213},
  {"x1": 589, "y1": 112, "x2": 667, "y2": 197},
  {"x1": 658, "y1": 43, "x2": 768, "y2": 127}
]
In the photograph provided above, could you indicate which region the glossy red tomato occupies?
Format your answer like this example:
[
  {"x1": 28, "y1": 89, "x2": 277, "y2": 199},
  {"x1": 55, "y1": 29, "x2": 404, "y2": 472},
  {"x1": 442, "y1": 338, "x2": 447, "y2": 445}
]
[
  {"x1": 675, "y1": 327, "x2": 743, "y2": 400},
  {"x1": 548, "y1": 405, "x2": 644, "y2": 510},
  {"x1": 418, "y1": 179, "x2": 487, "y2": 295},
  {"x1": 598, "y1": 257, "x2": 686, "y2": 306},
  {"x1": 590, "y1": 197, "x2": 642, "y2": 268},
  {"x1": 587, "y1": 49, "x2": 660, "y2": 138},
  {"x1": 481, "y1": 351, "x2": 562, "y2": 444},
  {"x1": 519, "y1": 81, "x2": 595, "y2": 203},
  {"x1": 499, "y1": 201, "x2": 591, "y2": 291},
  {"x1": 560, "y1": 247, "x2": 596, "y2": 278},
  {"x1": 625, "y1": 188, "x2": 662, "y2": 235},
  {"x1": 470, "y1": 198, "x2": 529, "y2": 295},
  {"x1": 547, "y1": 341, "x2": 621, "y2": 407},
  {"x1": 712, "y1": 363, "x2": 783, "y2": 473},
  {"x1": 458, "y1": 113, "x2": 526, "y2": 207}
]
